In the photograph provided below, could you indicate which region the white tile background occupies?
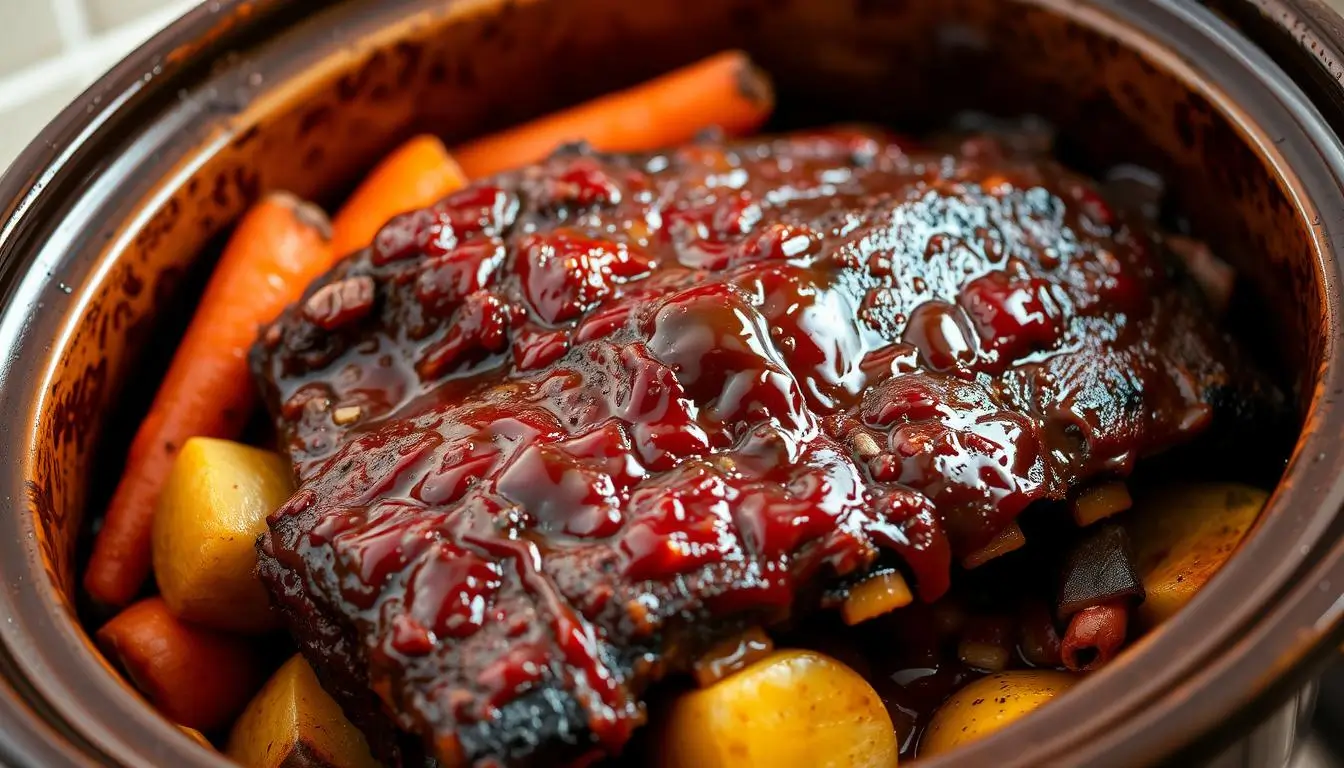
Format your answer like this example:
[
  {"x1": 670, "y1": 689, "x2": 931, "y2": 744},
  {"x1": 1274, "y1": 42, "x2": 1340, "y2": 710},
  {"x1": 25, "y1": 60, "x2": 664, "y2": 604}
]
[{"x1": 0, "y1": 0, "x2": 197, "y2": 169}]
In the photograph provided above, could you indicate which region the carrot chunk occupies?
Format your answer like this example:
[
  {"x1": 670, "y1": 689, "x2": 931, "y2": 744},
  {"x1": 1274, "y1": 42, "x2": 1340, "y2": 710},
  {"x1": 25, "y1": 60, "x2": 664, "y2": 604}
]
[
  {"x1": 961, "y1": 522, "x2": 1027, "y2": 569},
  {"x1": 96, "y1": 598, "x2": 266, "y2": 731},
  {"x1": 841, "y1": 570, "x2": 914, "y2": 625},
  {"x1": 84, "y1": 192, "x2": 332, "y2": 607},
  {"x1": 330, "y1": 135, "x2": 467, "y2": 256},
  {"x1": 454, "y1": 50, "x2": 774, "y2": 178}
]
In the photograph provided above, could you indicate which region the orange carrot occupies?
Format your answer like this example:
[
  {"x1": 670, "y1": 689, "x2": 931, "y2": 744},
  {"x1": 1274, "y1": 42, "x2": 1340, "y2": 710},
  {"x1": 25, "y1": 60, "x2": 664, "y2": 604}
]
[
  {"x1": 84, "y1": 192, "x2": 332, "y2": 607},
  {"x1": 330, "y1": 135, "x2": 467, "y2": 256},
  {"x1": 454, "y1": 50, "x2": 775, "y2": 179},
  {"x1": 329, "y1": 53, "x2": 772, "y2": 252},
  {"x1": 96, "y1": 598, "x2": 266, "y2": 731}
]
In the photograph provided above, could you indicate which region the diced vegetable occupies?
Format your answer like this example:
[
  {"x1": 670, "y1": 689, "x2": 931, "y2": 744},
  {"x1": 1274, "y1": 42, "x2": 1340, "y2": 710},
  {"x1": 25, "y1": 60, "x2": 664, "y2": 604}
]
[
  {"x1": 1071, "y1": 481, "x2": 1132, "y2": 527},
  {"x1": 1057, "y1": 523, "x2": 1144, "y2": 618},
  {"x1": 454, "y1": 51, "x2": 774, "y2": 179},
  {"x1": 962, "y1": 522, "x2": 1026, "y2": 569},
  {"x1": 958, "y1": 641, "x2": 1009, "y2": 672},
  {"x1": 920, "y1": 670, "x2": 1077, "y2": 757},
  {"x1": 957, "y1": 616, "x2": 1013, "y2": 673},
  {"x1": 330, "y1": 135, "x2": 467, "y2": 256},
  {"x1": 96, "y1": 597, "x2": 265, "y2": 732},
  {"x1": 692, "y1": 627, "x2": 774, "y2": 687},
  {"x1": 226, "y1": 655, "x2": 379, "y2": 768},
  {"x1": 1128, "y1": 483, "x2": 1267, "y2": 628},
  {"x1": 842, "y1": 570, "x2": 913, "y2": 625},
  {"x1": 152, "y1": 437, "x2": 294, "y2": 634},
  {"x1": 85, "y1": 192, "x2": 332, "y2": 607},
  {"x1": 659, "y1": 650, "x2": 898, "y2": 768},
  {"x1": 1060, "y1": 602, "x2": 1128, "y2": 671}
]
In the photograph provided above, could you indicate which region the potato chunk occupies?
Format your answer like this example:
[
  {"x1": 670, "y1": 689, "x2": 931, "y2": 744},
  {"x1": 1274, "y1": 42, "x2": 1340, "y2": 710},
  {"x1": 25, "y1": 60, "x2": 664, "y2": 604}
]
[
  {"x1": 226, "y1": 655, "x2": 379, "y2": 768},
  {"x1": 152, "y1": 437, "x2": 294, "y2": 634},
  {"x1": 1128, "y1": 483, "x2": 1267, "y2": 628},
  {"x1": 659, "y1": 649, "x2": 897, "y2": 768},
  {"x1": 920, "y1": 670, "x2": 1077, "y2": 757}
]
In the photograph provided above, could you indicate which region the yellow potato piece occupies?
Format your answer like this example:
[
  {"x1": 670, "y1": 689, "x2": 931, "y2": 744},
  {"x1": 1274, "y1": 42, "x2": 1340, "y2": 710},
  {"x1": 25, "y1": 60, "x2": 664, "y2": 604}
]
[
  {"x1": 1128, "y1": 483, "x2": 1267, "y2": 629},
  {"x1": 920, "y1": 670, "x2": 1076, "y2": 757},
  {"x1": 659, "y1": 649, "x2": 897, "y2": 768},
  {"x1": 226, "y1": 655, "x2": 378, "y2": 768},
  {"x1": 152, "y1": 437, "x2": 294, "y2": 634}
]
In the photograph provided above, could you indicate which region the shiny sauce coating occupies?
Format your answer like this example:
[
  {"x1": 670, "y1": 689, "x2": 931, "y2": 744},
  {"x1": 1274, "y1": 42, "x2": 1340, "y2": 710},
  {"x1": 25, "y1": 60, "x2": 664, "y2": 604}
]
[{"x1": 253, "y1": 128, "x2": 1246, "y2": 765}]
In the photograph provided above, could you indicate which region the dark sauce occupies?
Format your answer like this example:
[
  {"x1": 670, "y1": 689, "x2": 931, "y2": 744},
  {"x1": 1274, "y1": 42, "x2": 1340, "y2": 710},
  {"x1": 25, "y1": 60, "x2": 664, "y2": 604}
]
[{"x1": 251, "y1": 127, "x2": 1276, "y2": 765}]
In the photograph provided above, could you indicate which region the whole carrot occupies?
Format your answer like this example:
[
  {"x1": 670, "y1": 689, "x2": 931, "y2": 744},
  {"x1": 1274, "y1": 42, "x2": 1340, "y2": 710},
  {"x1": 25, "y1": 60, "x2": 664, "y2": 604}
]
[
  {"x1": 330, "y1": 134, "x2": 467, "y2": 256},
  {"x1": 97, "y1": 597, "x2": 265, "y2": 731},
  {"x1": 454, "y1": 50, "x2": 774, "y2": 179},
  {"x1": 84, "y1": 192, "x2": 332, "y2": 607}
]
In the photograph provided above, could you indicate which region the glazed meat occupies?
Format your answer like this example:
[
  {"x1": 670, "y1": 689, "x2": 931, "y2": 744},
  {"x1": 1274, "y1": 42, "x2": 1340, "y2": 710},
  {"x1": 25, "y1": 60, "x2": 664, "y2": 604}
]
[{"x1": 251, "y1": 128, "x2": 1275, "y2": 767}]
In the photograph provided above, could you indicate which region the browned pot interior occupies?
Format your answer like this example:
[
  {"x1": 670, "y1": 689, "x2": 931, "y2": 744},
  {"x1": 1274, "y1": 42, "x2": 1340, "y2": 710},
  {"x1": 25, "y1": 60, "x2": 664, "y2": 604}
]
[{"x1": 1, "y1": 0, "x2": 1339, "y2": 766}]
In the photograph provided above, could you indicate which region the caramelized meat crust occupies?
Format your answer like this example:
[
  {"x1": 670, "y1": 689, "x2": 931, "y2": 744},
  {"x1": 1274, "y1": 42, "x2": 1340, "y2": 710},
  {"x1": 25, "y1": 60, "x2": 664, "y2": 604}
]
[{"x1": 252, "y1": 129, "x2": 1275, "y2": 766}]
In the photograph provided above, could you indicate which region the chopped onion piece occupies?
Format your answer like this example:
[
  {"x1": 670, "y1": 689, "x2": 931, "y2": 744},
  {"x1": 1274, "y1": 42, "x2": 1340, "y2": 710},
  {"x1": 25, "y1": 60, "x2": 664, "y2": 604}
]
[
  {"x1": 958, "y1": 641, "x2": 1010, "y2": 673},
  {"x1": 841, "y1": 570, "x2": 913, "y2": 625},
  {"x1": 961, "y1": 522, "x2": 1026, "y2": 569},
  {"x1": 851, "y1": 431, "x2": 882, "y2": 461},
  {"x1": 332, "y1": 405, "x2": 363, "y2": 425},
  {"x1": 1072, "y1": 481, "x2": 1133, "y2": 527},
  {"x1": 692, "y1": 627, "x2": 775, "y2": 688}
]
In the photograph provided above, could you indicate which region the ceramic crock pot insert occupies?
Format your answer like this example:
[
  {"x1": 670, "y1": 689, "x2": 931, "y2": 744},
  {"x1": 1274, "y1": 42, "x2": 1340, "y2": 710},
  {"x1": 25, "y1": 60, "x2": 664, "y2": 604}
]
[{"x1": 0, "y1": 1, "x2": 1342, "y2": 766}]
